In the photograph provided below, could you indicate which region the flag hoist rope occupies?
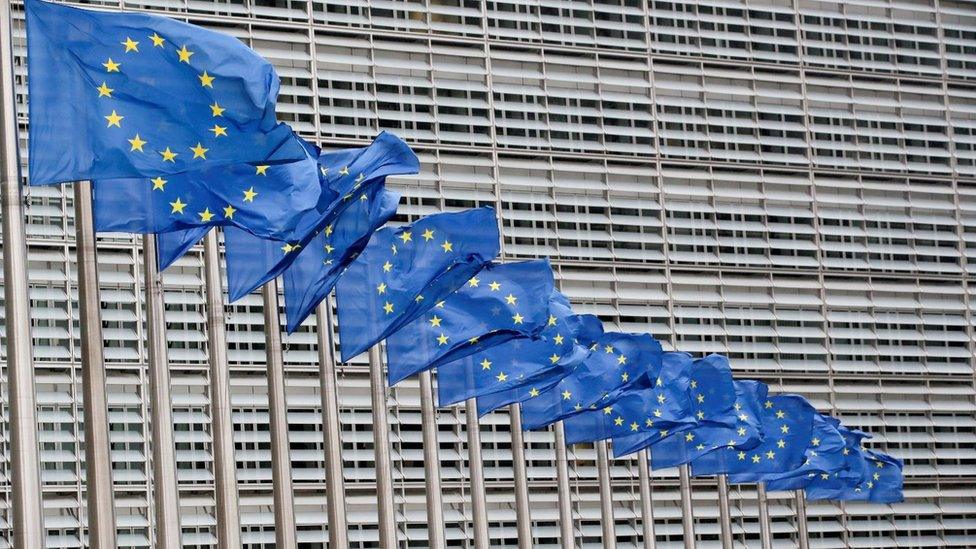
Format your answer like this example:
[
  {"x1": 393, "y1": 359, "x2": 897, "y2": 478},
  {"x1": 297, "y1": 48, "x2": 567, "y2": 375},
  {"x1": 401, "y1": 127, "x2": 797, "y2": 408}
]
[
  {"x1": 74, "y1": 181, "x2": 118, "y2": 548},
  {"x1": 142, "y1": 235, "x2": 181, "y2": 547},
  {"x1": 315, "y1": 300, "x2": 350, "y2": 548},
  {"x1": 0, "y1": 3, "x2": 44, "y2": 545},
  {"x1": 261, "y1": 281, "x2": 298, "y2": 548},
  {"x1": 202, "y1": 231, "x2": 242, "y2": 548}
]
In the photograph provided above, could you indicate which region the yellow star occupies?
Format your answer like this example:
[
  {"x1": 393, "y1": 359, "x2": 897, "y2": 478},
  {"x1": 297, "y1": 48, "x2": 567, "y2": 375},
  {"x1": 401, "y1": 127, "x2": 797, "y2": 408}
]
[
  {"x1": 657, "y1": 394, "x2": 666, "y2": 404},
  {"x1": 210, "y1": 124, "x2": 227, "y2": 137},
  {"x1": 738, "y1": 451, "x2": 747, "y2": 460},
  {"x1": 685, "y1": 433, "x2": 695, "y2": 442},
  {"x1": 780, "y1": 425, "x2": 790, "y2": 434},
  {"x1": 103, "y1": 58, "x2": 121, "y2": 72},
  {"x1": 873, "y1": 472, "x2": 880, "y2": 481},
  {"x1": 630, "y1": 422, "x2": 639, "y2": 432},
  {"x1": 504, "y1": 293, "x2": 517, "y2": 305},
  {"x1": 529, "y1": 388, "x2": 540, "y2": 398},
  {"x1": 169, "y1": 197, "x2": 187, "y2": 214},
  {"x1": 738, "y1": 414, "x2": 748, "y2": 421},
  {"x1": 398, "y1": 231, "x2": 412, "y2": 243},
  {"x1": 383, "y1": 301, "x2": 394, "y2": 314},
  {"x1": 645, "y1": 419, "x2": 654, "y2": 427},
  {"x1": 696, "y1": 411, "x2": 705, "y2": 420},
  {"x1": 752, "y1": 454, "x2": 761, "y2": 463},
  {"x1": 776, "y1": 439, "x2": 786, "y2": 448},
  {"x1": 159, "y1": 147, "x2": 178, "y2": 162},
  {"x1": 690, "y1": 380, "x2": 698, "y2": 389},
  {"x1": 96, "y1": 82, "x2": 113, "y2": 98},
  {"x1": 127, "y1": 134, "x2": 146, "y2": 152},
  {"x1": 440, "y1": 240, "x2": 453, "y2": 253},
  {"x1": 549, "y1": 353, "x2": 561, "y2": 364},
  {"x1": 223, "y1": 205, "x2": 236, "y2": 219},
  {"x1": 496, "y1": 372, "x2": 508, "y2": 382},
  {"x1": 422, "y1": 228, "x2": 435, "y2": 241},
  {"x1": 562, "y1": 390, "x2": 572, "y2": 400},
  {"x1": 104, "y1": 110, "x2": 123, "y2": 128},
  {"x1": 488, "y1": 280, "x2": 501, "y2": 291},
  {"x1": 190, "y1": 143, "x2": 208, "y2": 159},
  {"x1": 199, "y1": 71, "x2": 215, "y2": 88},
  {"x1": 324, "y1": 244, "x2": 334, "y2": 254},
  {"x1": 512, "y1": 313, "x2": 524, "y2": 325},
  {"x1": 553, "y1": 334, "x2": 564, "y2": 345},
  {"x1": 429, "y1": 315, "x2": 441, "y2": 327},
  {"x1": 468, "y1": 337, "x2": 479, "y2": 344},
  {"x1": 436, "y1": 333, "x2": 449, "y2": 345},
  {"x1": 480, "y1": 358, "x2": 492, "y2": 370},
  {"x1": 281, "y1": 243, "x2": 296, "y2": 253},
  {"x1": 210, "y1": 102, "x2": 225, "y2": 117},
  {"x1": 151, "y1": 177, "x2": 167, "y2": 191},
  {"x1": 177, "y1": 45, "x2": 194, "y2": 63},
  {"x1": 697, "y1": 394, "x2": 705, "y2": 403},
  {"x1": 811, "y1": 438, "x2": 821, "y2": 447},
  {"x1": 547, "y1": 314, "x2": 557, "y2": 326},
  {"x1": 603, "y1": 407, "x2": 613, "y2": 415},
  {"x1": 775, "y1": 410, "x2": 786, "y2": 419},
  {"x1": 121, "y1": 37, "x2": 139, "y2": 53},
  {"x1": 390, "y1": 244, "x2": 397, "y2": 255},
  {"x1": 604, "y1": 345, "x2": 614, "y2": 354},
  {"x1": 324, "y1": 225, "x2": 333, "y2": 236},
  {"x1": 468, "y1": 276, "x2": 480, "y2": 287},
  {"x1": 764, "y1": 400, "x2": 773, "y2": 409},
  {"x1": 382, "y1": 261, "x2": 393, "y2": 273},
  {"x1": 374, "y1": 282, "x2": 387, "y2": 295},
  {"x1": 243, "y1": 187, "x2": 258, "y2": 202},
  {"x1": 255, "y1": 165, "x2": 270, "y2": 176},
  {"x1": 621, "y1": 372, "x2": 629, "y2": 382},
  {"x1": 765, "y1": 450, "x2": 775, "y2": 460},
  {"x1": 617, "y1": 354, "x2": 627, "y2": 365},
  {"x1": 614, "y1": 417, "x2": 624, "y2": 426},
  {"x1": 339, "y1": 166, "x2": 350, "y2": 176},
  {"x1": 149, "y1": 33, "x2": 165, "y2": 47},
  {"x1": 653, "y1": 409, "x2": 662, "y2": 418},
  {"x1": 198, "y1": 208, "x2": 214, "y2": 222},
  {"x1": 737, "y1": 427, "x2": 747, "y2": 436}
]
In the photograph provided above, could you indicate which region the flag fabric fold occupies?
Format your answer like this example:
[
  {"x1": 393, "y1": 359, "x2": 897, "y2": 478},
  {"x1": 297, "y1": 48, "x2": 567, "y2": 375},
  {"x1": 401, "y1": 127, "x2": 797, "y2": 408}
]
[
  {"x1": 335, "y1": 207, "x2": 500, "y2": 361},
  {"x1": 385, "y1": 259, "x2": 555, "y2": 385},
  {"x1": 26, "y1": 0, "x2": 304, "y2": 185},
  {"x1": 736, "y1": 413, "x2": 847, "y2": 486}
]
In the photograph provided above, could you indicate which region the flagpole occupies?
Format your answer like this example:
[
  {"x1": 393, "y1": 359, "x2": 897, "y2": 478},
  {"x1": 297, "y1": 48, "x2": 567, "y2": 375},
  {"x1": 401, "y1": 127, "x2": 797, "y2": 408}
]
[
  {"x1": 794, "y1": 490, "x2": 809, "y2": 549},
  {"x1": 261, "y1": 281, "x2": 298, "y2": 548},
  {"x1": 677, "y1": 465, "x2": 695, "y2": 549},
  {"x1": 756, "y1": 483, "x2": 773, "y2": 549},
  {"x1": 596, "y1": 439, "x2": 617, "y2": 548},
  {"x1": 553, "y1": 421, "x2": 575, "y2": 548},
  {"x1": 418, "y1": 370, "x2": 447, "y2": 549},
  {"x1": 0, "y1": 3, "x2": 45, "y2": 546},
  {"x1": 466, "y1": 397, "x2": 491, "y2": 548},
  {"x1": 636, "y1": 450, "x2": 656, "y2": 549},
  {"x1": 314, "y1": 300, "x2": 349, "y2": 548},
  {"x1": 73, "y1": 181, "x2": 118, "y2": 548},
  {"x1": 717, "y1": 474, "x2": 734, "y2": 549},
  {"x1": 367, "y1": 344, "x2": 398, "y2": 547},
  {"x1": 202, "y1": 231, "x2": 242, "y2": 548},
  {"x1": 142, "y1": 235, "x2": 181, "y2": 547},
  {"x1": 509, "y1": 403, "x2": 533, "y2": 548}
]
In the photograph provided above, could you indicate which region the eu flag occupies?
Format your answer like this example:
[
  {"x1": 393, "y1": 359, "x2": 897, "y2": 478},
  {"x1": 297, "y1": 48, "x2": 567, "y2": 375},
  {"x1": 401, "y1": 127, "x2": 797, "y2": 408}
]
[
  {"x1": 519, "y1": 332, "x2": 663, "y2": 430},
  {"x1": 223, "y1": 132, "x2": 419, "y2": 301},
  {"x1": 93, "y1": 155, "x2": 321, "y2": 240},
  {"x1": 737, "y1": 413, "x2": 847, "y2": 487},
  {"x1": 804, "y1": 450, "x2": 903, "y2": 503},
  {"x1": 692, "y1": 394, "x2": 816, "y2": 479},
  {"x1": 385, "y1": 259, "x2": 554, "y2": 385},
  {"x1": 156, "y1": 226, "x2": 209, "y2": 270},
  {"x1": 335, "y1": 207, "x2": 500, "y2": 361},
  {"x1": 436, "y1": 290, "x2": 583, "y2": 407},
  {"x1": 26, "y1": 0, "x2": 304, "y2": 185},
  {"x1": 473, "y1": 314, "x2": 605, "y2": 416},
  {"x1": 282, "y1": 187, "x2": 400, "y2": 332}
]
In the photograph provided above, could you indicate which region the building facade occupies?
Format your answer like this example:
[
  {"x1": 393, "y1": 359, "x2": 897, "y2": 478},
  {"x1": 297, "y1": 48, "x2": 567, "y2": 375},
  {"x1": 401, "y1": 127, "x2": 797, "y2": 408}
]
[{"x1": 2, "y1": 0, "x2": 976, "y2": 546}]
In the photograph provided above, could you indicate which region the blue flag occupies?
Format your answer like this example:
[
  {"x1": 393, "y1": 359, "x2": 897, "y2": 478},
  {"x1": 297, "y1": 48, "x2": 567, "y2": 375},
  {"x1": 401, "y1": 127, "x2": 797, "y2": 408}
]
[
  {"x1": 474, "y1": 314, "x2": 605, "y2": 416},
  {"x1": 385, "y1": 260, "x2": 554, "y2": 385},
  {"x1": 738, "y1": 413, "x2": 847, "y2": 487},
  {"x1": 93, "y1": 154, "x2": 321, "y2": 240},
  {"x1": 223, "y1": 133, "x2": 419, "y2": 301},
  {"x1": 692, "y1": 394, "x2": 816, "y2": 479},
  {"x1": 804, "y1": 450, "x2": 903, "y2": 503},
  {"x1": 282, "y1": 187, "x2": 400, "y2": 332},
  {"x1": 628, "y1": 379, "x2": 768, "y2": 462},
  {"x1": 336, "y1": 207, "x2": 500, "y2": 361},
  {"x1": 156, "y1": 226, "x2": 210, "y2": 270},
  {"x1": 519, "y1": 332, "x2": 663, "y2": 430},
  {"x1": 26, "y1": 0, "x2": 304, "y2": 185},
  {"x1": 437, "y1": 291, "x2": 586, "y2": 407}
]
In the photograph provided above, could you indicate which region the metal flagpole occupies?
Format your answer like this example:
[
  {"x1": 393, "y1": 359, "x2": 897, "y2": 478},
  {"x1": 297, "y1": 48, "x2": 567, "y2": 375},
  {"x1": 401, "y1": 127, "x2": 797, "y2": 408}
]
[
  {"x1": 596, "y1": 440, "x2": 617, "y2": 548},
  {"x1": 717, "y1": 475, "x2": 734, "y2": 549},
  {"x1": 73, "y1": 182, "x2": 118, "y2": 548},
  {"x1": 795, "y1": 490, "x2": 809, "y2": 549},
  {"x1": 465, "y1": 397, "x2": 490, "y2": 548},
  {"x1": 636, "y1": 450, "x2": 656, "y2": 549},
  {"x1": 202, "y1": 231, "x2": 242, "y2": 548},
  {"x1": 509, "y1": 403, "x2": 533, "y2": 548},
  {"x1": 677, "y1": 465, "x2": 695, "y2": 549},
  {"x1": 367, "y1": 344, "x2": 398, "y2": 547},
  {"x1": 142, "y1": 235, "x2": 181, "y2": 547},
  {"x1": 419, "y1": 370, "x2": 447, "y2": 549},
  {"x1": 261, "y1": 281, "x2": 298, "y2": 548},
  {"x1": 553, "y1": 422, "x2": 575, "y2": 549},
  {"x1": 0, "y1": 4, "x2": 45, "y2": 546},
  {"x1": 314, "y1": 300, "x2": 349, "y2": 548},
  {"x1": 756, "y1": 483, "x2": 773, "y2": 549}
]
